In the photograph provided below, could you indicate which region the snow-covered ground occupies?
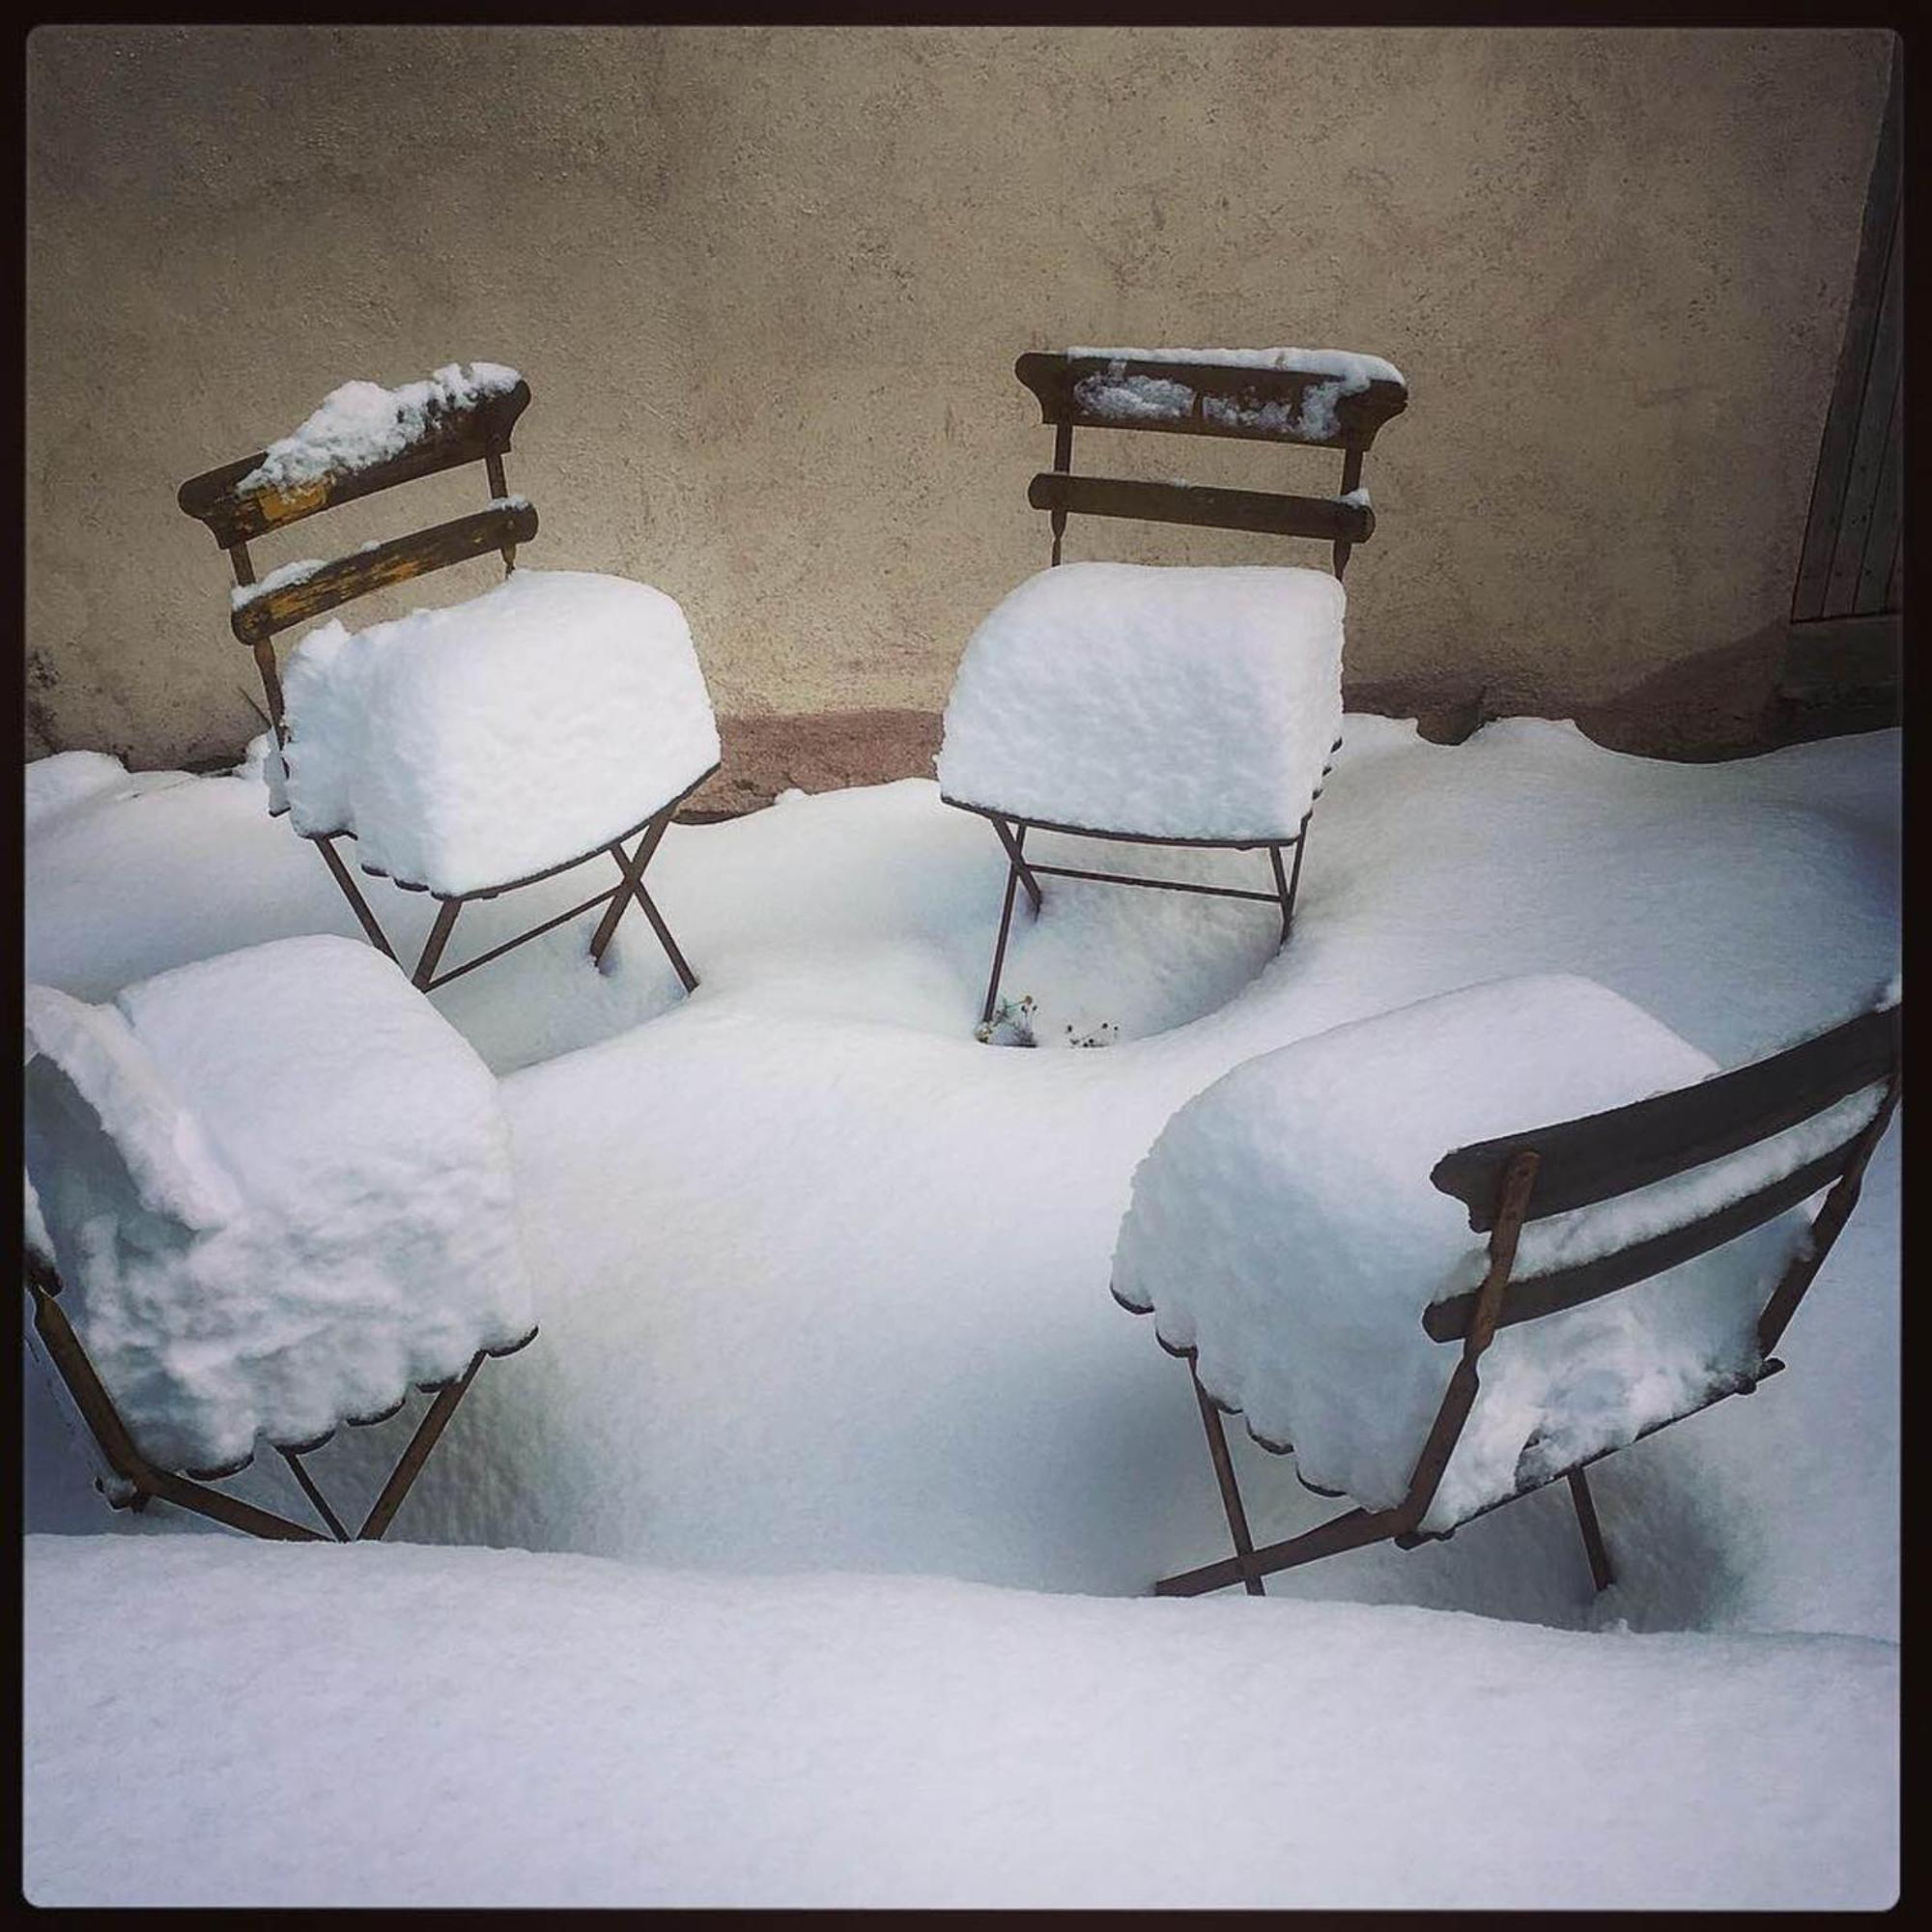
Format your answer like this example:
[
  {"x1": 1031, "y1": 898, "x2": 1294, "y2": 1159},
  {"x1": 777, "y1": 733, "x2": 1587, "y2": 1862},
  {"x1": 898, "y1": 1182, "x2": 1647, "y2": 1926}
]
[
  {"x1": 24, "y1": 1535, "x2": 1895, "y2": 1909},
  {"x1": 23, "y1": 715, "x2": 1899, "y2": 1906}
]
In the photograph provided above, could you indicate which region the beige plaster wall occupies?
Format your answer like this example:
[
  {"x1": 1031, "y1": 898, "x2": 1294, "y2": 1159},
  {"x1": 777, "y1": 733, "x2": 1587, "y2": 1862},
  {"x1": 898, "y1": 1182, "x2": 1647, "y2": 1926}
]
[{"x1": 26, "y1": 25, "x2": 1892, "y2": 777}]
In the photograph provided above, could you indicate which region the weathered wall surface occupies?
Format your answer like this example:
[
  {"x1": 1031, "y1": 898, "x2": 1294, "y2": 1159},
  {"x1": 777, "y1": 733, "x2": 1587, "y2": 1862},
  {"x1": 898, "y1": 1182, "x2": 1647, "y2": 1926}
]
[{"x1": 26, "y1": 25, "x2": 1891, "y2": 783}]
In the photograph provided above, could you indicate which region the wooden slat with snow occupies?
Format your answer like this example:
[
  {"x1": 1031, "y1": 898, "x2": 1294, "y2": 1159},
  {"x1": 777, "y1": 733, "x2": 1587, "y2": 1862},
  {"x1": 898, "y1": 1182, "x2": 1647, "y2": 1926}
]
[
  {"x1": 1015, "y1": 352, "x2": 1409, "y2": 451},
  {"x1": 1422, "y1": 1133, "x2": 1867, "y2": 1344},
  {"x1": 179, "y1": 380, "x2": 533, "y2": 549},
  {"x1": 1430, "y1": 1003, "x2": 1897, "y2": 1230},
  {"x1": 229, "y1": 503, "x2": 540, "y2": 645},
  {"x1": 1027, "y1": 471, "x2": 1375, "y2": 545}
]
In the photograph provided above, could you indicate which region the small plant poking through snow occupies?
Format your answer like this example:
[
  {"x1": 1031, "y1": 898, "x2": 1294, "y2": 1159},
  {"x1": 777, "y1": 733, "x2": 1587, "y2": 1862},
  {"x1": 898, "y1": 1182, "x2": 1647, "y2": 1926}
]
[
  {"x1": 975, "y1": 994, "x2": 1037, "y2": 1046},
  {"x1": 975, "y1": 996, "x2": 1118, "y2": 1048}
]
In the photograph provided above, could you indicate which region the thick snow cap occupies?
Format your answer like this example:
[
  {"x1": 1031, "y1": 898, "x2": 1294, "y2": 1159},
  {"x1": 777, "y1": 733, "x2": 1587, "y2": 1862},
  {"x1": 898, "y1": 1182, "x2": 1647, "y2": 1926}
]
[
  {"x1": 938, "y1": 562, "x2": 1344, "y2": 841},
  {"x1": 237, "y1": 360, "x2": 524, "y2": 496},
  {"x1": 1111, "y1": 976, "x2": 1877, "y2": 1531},
  {"x1": 274, "y1": 568, "x2": 720, "y2": 897},
  {"x1": 23, "y1": 936, "x2": 538, "y2": 1475}
]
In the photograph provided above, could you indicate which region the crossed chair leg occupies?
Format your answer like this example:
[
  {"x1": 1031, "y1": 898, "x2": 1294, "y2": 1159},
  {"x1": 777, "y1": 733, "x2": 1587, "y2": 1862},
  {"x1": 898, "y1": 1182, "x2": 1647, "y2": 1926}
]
[
  {"x1": 312, "y1": 801, "x2": 700, "y2": 997},
  {"x1": 1165, "y1": 1360, "x2": 1617, "y2": 1600},
  {"x1": 26, "y1": 1257, "x2": 518, "y2": 1544},
  {"x1": 975, "y1": 811, "x2": 1315, "y2": 1033}
]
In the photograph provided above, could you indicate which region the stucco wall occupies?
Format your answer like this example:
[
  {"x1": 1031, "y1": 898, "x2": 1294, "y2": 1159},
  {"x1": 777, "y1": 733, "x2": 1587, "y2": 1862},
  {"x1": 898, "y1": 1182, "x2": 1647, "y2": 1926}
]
[{"x1": 26, "y1": 25, "x2": 1892, "y2": 781}]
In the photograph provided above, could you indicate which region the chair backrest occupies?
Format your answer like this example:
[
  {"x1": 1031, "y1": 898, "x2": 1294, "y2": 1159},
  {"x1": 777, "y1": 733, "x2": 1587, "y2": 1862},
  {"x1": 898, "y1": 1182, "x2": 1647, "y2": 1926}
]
[
  {"x1": 1013, "y1": 348, "x2": 1409, "y2": 578},
  {"x1": 178, "y1": 368, "x2": 538, "y2": 732},
  {"x1": 1424, "y1": 1001, "x2": 1902, "y2": 1349}
]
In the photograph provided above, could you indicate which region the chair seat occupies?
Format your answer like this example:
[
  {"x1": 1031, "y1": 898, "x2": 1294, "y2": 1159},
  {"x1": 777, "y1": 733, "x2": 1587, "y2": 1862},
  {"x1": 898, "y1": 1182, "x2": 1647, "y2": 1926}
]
[
  {"x1": 271, "y1": 568, "x2": 720, "y2": 898},
  {"x1": 937, "y1": 561, "x2": 1345, "y2": 843},
  {"x1": 1111, "y1": 976, "x2": 1816, "y2": 1532},
  {"x1": 23, "y1": 936, "x2": 537, "y2": 1476}
]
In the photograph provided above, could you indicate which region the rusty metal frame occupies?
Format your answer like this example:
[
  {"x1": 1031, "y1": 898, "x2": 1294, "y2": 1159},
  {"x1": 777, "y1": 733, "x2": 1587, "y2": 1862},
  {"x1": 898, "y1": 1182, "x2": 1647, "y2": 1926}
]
[
  {"x1": 1146, "y1": 1060, "x2": 1900, "y2": 1600},
  {"x1": 24, "y1": 1252, "x2": 530, "y2": 1544},
  {"x1": 306, "y1": 762, "x2": 718, "y2": 994},
  {"x1": 950, "y1": 797, "x2": 1325, "y2": 1031}
]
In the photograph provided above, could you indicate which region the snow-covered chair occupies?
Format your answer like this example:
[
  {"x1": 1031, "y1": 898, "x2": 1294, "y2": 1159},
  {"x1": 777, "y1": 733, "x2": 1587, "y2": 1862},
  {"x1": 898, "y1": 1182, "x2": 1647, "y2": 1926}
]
[
  {"x1": 1111, "y1": 978, "x2": 1900, "y2": 1598},
  {"x1": 938, "y1": 347, "x2": 1408, "y2": 1034},
  {"x1": 179, "y1": 363, "x2": 720, "y2": 995},
  {"x1": 22, "y1": 936, "x2": 539, "y2": 1542}
]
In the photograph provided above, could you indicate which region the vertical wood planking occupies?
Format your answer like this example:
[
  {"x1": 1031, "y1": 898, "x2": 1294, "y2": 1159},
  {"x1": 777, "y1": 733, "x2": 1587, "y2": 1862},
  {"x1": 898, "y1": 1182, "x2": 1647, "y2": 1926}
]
[
  {"x1": 1792, "y1": 54, "x2": 1901, "y2": 623},
  {"x1": 1824, "y1": 200, "x2": 1904, "y2": 616},
  {"x1": 1852, "y1": 370, "x2": 1903, "y2": 614}
]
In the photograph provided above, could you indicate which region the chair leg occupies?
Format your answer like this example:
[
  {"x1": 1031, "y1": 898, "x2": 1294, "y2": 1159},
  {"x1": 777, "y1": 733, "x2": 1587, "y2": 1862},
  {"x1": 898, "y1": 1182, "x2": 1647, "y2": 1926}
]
[
  {"x1": 1156, "y1": 1501, "x2": 1397, "y2": 1597},
  {"x1": 1284, "y1": 811, "x2": 1312, "y2": 934},
  {"x1": 588, "y1": 811, "x2": 671, "y2": 964},
  {"x1": 313, "y1": 834, "x2": 400, "y2": 962},
  {"x1": 412, "y1": 897, "x2": 463, "y2": 990},
  {"x1": 978, "y1": 821, "x2": 1039, "y2": 1032},
  {"x1": 356, "y1": 1354, "x2": 487, "y2": 1542},
  {"x1": 26, "y1": 1277, "x2": 327, "y2": 1542},
  {"x1": 980, "y1": 862, "x2": 1025, "y2": 1030},
  {"x1": 1567, "y1": 1466, "x2": 1614, "y2": 1594},
  {"x1": 1192, "y1": 1370, "x2": 1265, "y2": 1597},
  {"x1": 278, "y1": 1444, "x2": 351, "y2": 1542},
  {"x1": 590, "y1": 810, "x2": 698, "y2": 991},
  {"x1": 990, "y1": 817, "x2": 1044, "y2": 915},
  {"x1": 1268, "y1": 845, "x2": 1293, "y2": 944}
]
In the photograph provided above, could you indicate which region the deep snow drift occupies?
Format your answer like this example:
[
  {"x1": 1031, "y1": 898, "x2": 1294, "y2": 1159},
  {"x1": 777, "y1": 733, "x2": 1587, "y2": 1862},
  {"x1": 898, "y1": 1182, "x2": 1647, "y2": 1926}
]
[
  {"x1": 24, "y1": 716, "x2": 1899, "y2": 1634},
  {"x1": 22, "y1": 714, "x2": 1898, "y2": 1906},
  {"x1": 23, "y1": 1535, "x2": 1895, "y2": 1909}
]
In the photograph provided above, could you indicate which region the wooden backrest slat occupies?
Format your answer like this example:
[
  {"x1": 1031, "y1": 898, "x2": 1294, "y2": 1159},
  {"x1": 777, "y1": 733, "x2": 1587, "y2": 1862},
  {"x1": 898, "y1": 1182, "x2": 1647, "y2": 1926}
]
[
  {"x1": 1422, "y1": 1132, "x2": 1865, "y2": 1343},
  {"x1": 1028, "y1": 471, "x2": 1375, "y2": 545},
  {"x1": 180, "y1": 380, "x2": 533, "y2": 550},
  {"x1": 1015, "y1": 352, "x2": 1408, "y2": 452},
  {"x1": 1431, "y1": 1005, "x2": 1898, "y2": 1230},
  {"x1": 229, "y1": 503, "x2": 539, "y2": 645}
]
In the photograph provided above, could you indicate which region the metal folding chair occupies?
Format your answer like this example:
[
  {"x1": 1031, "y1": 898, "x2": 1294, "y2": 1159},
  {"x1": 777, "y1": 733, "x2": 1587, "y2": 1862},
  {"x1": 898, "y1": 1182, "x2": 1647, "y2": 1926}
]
[
  {"x1": 942, "y1": 349, "x2": 1409, "y2": 1034},
  {"x1": 178, "y1": 372, "x2": 716, "y2": 997},
  {"x1": 23, "y1": 938, "x2": 540, "y2": 1545},
  {"x1": 1129, "y1": 1001, "x2": 1900, "y2": 1597}
]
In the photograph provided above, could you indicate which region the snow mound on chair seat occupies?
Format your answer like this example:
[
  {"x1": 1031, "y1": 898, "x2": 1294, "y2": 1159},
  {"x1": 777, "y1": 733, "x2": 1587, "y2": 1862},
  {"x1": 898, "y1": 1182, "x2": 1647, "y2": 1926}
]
[
  {"x1": 276, "y1": 568, "x2": 720, "y2": 898},
  {"x1": 937, "y1": 563, "x2": 1344, "y2": 841},
  {"x1": 1110, "y1": 975, "x2": 1875, "y2": 1533},
  {"x1": 22, "y1": 936, "x2": 537, "y2": 1474}
]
